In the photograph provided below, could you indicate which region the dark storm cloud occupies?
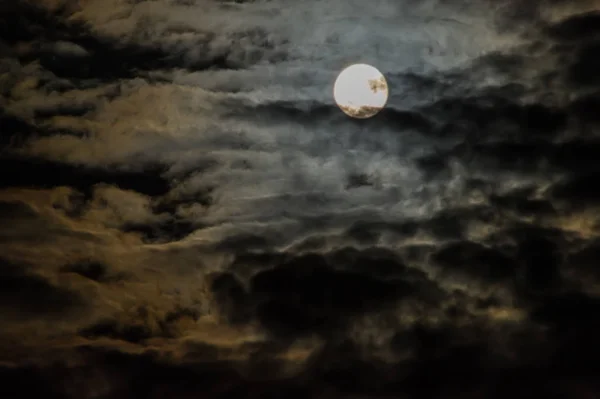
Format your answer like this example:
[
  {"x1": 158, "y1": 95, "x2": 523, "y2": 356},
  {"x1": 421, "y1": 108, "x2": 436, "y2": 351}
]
[
  {"x1": 529, "y1": 291, "x2": 600, "y2": 374},
  {"x1": 531, "y1": 291, "x2": 600, "y2": 332},
  {"x1": 0, "y1": 156, "x2": 170, "y2": 197},
  {"x1": 569, "y1": 92, "x2": 600, "y2": 125},
  {"x1": 545, "y1": 10, "x2": 600, "y2": 41},
  {"x1": 3, "y1": 335, "x2": 595, "y2": 399},
  {"x1": 488, "y1": 191, "x2": 556, "y2": 217},
  {"x1": 513, "y1": 231, "x2": 563, "y2": 294},
  {"x1": 210, "y1": 248, "x2": 456, "y2": 340},
  {"x1": 209, "y1": 271, "x2": 252, "y2": 325},
  {"x1": 551, "y1": 171, "x2": 600, "y2": 205},
  {"x1": 0, "y1": 198, "x2": 101, "y2": 244},
  {"x1": 430, "y1": 241, "x2": 516, "y2": 283},
  {"x1": 250, "y1": 255, "x2": 406, "y2": 337},
  {"x1": 236, "y1": 99, "x2": 435, "y2": 134},
  {"x1": 567, "y1": 41, "x2": 600, "y2": 87},
  {"x1": 60, "y1": 259, "x2": 129, "y2": 282},
  {"x1": 0, "y1": 112, "x2": 39, "y2": 149},
  {"x1": 343, "y1": 219, "x2": 419, "y2": 245},
  {"x1": 0, "y1": 1, "x2": 278, "y2": 85},
  {"x1": 0, "y1": 365, "x2": 64, "y2": 399},
  {"x1": 2, "y1": 0, "x2": 600, "y2": 397},
  {"x1": 0, "y1": 200, "x2": 39, "y2": 221},
  {"x1": 0, "y1": 257, "x2": 84, "y2": 319},
  {"x1": 79, "y1": 318, "x2": 154, "y2": 344},
  {"x1": 569, "y1": 239, "x2": 600, "y2": 282},
  {"x1": 122, "y1": 219, "x2": 197, "y2": 243}
]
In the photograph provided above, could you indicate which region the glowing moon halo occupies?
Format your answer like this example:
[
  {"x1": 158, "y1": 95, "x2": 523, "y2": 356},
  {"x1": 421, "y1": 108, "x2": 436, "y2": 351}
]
[{"x1": 333, "y1": 63, "x2": 388, "y2": 119}]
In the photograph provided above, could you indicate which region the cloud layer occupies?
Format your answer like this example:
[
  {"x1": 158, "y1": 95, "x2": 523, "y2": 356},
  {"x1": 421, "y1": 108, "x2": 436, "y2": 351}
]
[{"x1": 2, "y1": 0, "x2": 600, "y2": 397}]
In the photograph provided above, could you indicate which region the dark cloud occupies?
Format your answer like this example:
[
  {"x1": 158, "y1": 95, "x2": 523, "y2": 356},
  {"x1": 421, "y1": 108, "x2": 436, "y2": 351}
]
[
  {"x1": 0, "y1": 2, "x2": 69, "y2": 45},
  {"x1": 489, "y1": 192, "x2": 556, "y2": 217},
  {"x1": 235, "y1": 100, "x2": 338, "y2": 124},
  {"x1": 569, "y1": 92, "x2": 600, "y2": 125},
  {"x1": 546, "y1": 10, "x2": 600, "y2": 41},
  {"x1": 514, "y1": 233, "x2": 562, "y2": 296},
  {"x1": 345, "y1": 172, "x2": 380, "y2": 189},
  {"x1": 122, "y1": 219, "x2": 197, "y2": 243},
  {"x1": 568, "y1": 239, "x2": 600, "y2": 282},
  {"x1": 0, "y1": 258, "x2": 84, "y2": 319},
  {"x1": 32, "y1": 102, "x2": 94, "y2": 119},
  {"x1": 61, "y1": 260, "x2": 110, "y2": 281},
  {"x1": 214, "y1": 233, "x2": 271, "y2": 252},
  {"x1": 426, "y1": 206, "x2": 496, "y2": 238},
  {"x1": 211, "y1": 251, "x2": 434, "y2": 338},
  {"x1": 77, "y1": 301, "x2": 205, "y2": 346},
  {"x1": 430, "y1": 96, "x2": 568, "y2": 140},
  {"x1": 551, "y1": 172, "x2": 600, "y2": 206},
  {"x1": 80, "y1": 318, "x2": 153, "y2": 344},
  {"x1": 0, "y1": 1, "x2": 242, "y2": 85},
  {"x1": 209, "y1": 271, "x2": 252, "y2": 324},
  {"x1": 531, "y1": 292, "x2": 600, "y2": 332},
  {"x1": 0, "y1": 156, "x2": 170, "y2": 198},
  {"x1": 0, "y1": 365, "x2": 64, "y2": 399},
  {"x1": 430, "y1": 241, "x2": 516, "y2": 283},
  {"x1": 2, "y1": 0, "x2": 600, "y2": 397},
  {"x1": 0, "y1": 200, "x2": 39, "y2": 221},
  {"x1": 567, "y1": 41, "x2": 600, "y2": 87},
  {"x1": 60, "y1": 259, "x2": 128, "y2": 282},
  {"x1": 228, "y1": 252, "x2": 288, "y2": 282},
  {"x1": 0, "y1": 112, "x2": 38, "y2": 149},
  {"x1": 329, "y1": 246, "x2": 406, "y2": 277},
  {"x1": 344, "y1": 220, "x2": 418, "y2": 245}
]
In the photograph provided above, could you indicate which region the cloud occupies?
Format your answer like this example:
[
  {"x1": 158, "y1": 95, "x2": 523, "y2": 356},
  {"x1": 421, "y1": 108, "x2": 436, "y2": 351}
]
[
  {"x1": 2, "y1": 0, "x2": 600, "y2": 397},
  {"x1": 0, "y1": 257, "x2": 85, "y2": 320},
  {"x1": 60, "y1": 259, "x2": 126, "y2": 282}
]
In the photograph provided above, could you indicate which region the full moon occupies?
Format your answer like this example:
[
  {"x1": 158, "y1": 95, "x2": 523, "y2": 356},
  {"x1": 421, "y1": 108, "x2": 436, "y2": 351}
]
[{"x1": 333, "y1": 63, "x2": 389, "y2": 119}]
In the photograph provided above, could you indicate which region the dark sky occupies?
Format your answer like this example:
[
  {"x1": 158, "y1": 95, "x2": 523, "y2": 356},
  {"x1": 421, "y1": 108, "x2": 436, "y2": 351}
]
[{"x1": 2, "y1": 0, "x2": 600, "y2": 398}]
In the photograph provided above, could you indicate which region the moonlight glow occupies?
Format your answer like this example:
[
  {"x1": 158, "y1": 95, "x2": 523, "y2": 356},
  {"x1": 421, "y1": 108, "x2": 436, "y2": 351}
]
[{"x1": 333, "y1": 63, "x2": 389, "y2": 118}]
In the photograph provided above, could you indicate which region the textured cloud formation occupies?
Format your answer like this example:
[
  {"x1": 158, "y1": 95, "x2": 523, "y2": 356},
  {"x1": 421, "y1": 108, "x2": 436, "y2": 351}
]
[{"x1": 2, "y1": 0, "x2": 600, "y2": 397}]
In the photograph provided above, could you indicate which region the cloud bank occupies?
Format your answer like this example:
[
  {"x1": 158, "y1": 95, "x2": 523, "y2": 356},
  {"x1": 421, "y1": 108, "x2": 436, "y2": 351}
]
[{"x1": 1, "y1": 0, "x2": 600, "y2": 397}]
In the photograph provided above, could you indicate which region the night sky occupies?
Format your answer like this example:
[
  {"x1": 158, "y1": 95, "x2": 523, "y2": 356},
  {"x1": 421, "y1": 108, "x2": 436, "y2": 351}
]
[{"x1": 2, "y1": 0, "x2": 600, "y2": 398}]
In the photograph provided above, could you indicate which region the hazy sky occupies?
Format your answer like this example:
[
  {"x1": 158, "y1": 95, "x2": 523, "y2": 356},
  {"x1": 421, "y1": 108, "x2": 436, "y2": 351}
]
[{"x1": 2, "y1": 0, "x2": 600, "y2": 397}]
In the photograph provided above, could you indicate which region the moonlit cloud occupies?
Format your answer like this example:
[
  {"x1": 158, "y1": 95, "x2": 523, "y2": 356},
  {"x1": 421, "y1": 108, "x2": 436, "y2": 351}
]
[{"x1": 2, "y1": 0, "x2": 600, "y2": 397}]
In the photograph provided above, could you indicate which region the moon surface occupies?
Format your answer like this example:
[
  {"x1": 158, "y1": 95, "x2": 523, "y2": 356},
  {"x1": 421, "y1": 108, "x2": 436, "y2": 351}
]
[{"x1": 333, "y1": 63, "x2": 389, "y2": 118}]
